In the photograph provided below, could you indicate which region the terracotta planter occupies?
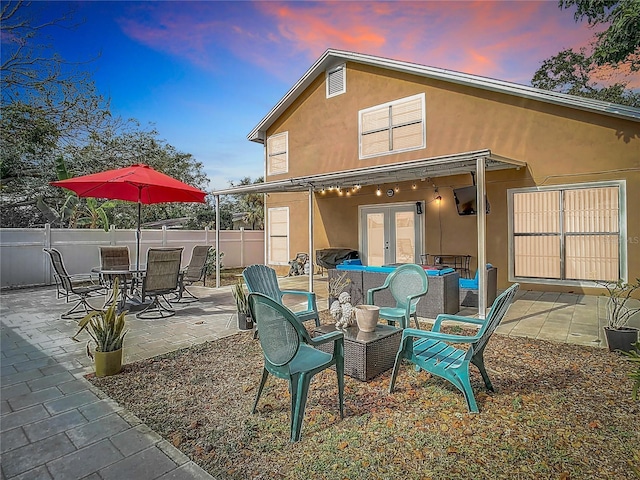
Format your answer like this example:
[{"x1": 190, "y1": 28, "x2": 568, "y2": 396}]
[
  {"x1": 355, "y1": 305, "x2": 380, "y2": 332},
  {"x1": 94, "y1": 348, "x2": 123, "y2": 377},
  {"x1": 604, "y1": 327, "x2": 639, "y2": 353}
]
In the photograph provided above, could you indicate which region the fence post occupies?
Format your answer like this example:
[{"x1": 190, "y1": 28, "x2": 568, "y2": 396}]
[
  {"x1": 110, "y1": 224, "x2": 116, "y2": 245},
  {"x1": 162, "y1": 225, "x2": 167, "y2": 246},
  {"x1": 240, "y1": 227, "x2": 245, "y2": 267}
]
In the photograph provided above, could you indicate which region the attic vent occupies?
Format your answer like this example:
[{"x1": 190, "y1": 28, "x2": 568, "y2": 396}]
[{"x1": 326, "y1": 64, "x2": 346, "y2": 98}]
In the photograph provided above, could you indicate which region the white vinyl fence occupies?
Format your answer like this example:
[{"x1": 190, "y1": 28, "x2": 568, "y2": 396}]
[{"x1": 0, "y1": 225, "x2": 264, "y2": 289}]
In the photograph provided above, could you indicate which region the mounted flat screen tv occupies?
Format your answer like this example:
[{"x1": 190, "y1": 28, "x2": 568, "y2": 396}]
[{"x1": 453, "y1": 185, "x2": 490, "y2": 216}]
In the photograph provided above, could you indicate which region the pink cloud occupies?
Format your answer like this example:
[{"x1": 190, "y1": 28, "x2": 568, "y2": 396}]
[{"x1": 115, "y1": 1, "x2": 639, "y2": 88}]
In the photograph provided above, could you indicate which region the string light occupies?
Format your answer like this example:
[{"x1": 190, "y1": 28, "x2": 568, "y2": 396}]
[{"x1": 321, "y1": 187, "x2": 326, "y2": 194}]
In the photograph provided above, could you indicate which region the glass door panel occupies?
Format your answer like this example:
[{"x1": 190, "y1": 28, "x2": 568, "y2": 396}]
[
  {"x1": 395, "y1": 211, "x2": 415, "y2": 264},
  {"x1": 366, "y1": 213, "x2": 385, "y2": 266},
  {"x1": 360, "y1": 203, "x2": 422, "y2": 266}
]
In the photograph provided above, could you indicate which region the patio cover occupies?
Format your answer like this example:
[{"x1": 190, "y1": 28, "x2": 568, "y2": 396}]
[{"x1": 211, "y1": 149, "x2": 526, "y2": 317}]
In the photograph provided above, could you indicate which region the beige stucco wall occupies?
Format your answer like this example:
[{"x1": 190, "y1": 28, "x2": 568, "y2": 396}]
[{"x1": 264, "y1": 62, "x2": 640, "y2": 292}]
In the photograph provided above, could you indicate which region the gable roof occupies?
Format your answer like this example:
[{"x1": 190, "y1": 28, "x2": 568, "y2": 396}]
[{"x1": 248, "y1": 49, "x2": 640, "y2": 143}]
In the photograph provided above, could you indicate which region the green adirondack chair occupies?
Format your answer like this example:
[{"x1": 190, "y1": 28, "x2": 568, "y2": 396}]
[
  {"x1": 243, "y1": 264, "x2": 320, "y2": 327},
  {"x1": 389, "y1": 283, "x2": 520, "y2": 412},
  {"x1": 367, "y1": 263, "x2": 429, "y2": 329},
  {"x1": 248, "y1": 292, "x2": 345, "y2": 442}
]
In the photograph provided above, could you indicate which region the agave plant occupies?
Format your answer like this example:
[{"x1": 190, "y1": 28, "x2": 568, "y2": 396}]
[
  {"x1": 232, "y1": 279, "x2": 249, "y2": 315},
  {"x1": 72, "y1": 278, "x2": 128, "y2": 358}
]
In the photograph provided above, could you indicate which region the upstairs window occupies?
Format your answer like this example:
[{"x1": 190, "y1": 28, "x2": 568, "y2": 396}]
[
  {"x1": 267, "y1": 132, "x2": 288, "y2": 175},
  {"x1": 359, "y1": 93, "x2": 425, "y2": 159},
  {"x1": 326, "y1": 64, "x2": 346, "y2": 98}
]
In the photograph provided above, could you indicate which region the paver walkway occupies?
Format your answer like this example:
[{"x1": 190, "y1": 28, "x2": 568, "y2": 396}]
[{"x1": 1, "y1": 276, "x2": 638, "y2": 479}]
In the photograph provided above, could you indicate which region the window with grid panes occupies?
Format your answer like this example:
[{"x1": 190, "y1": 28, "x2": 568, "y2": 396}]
[
  {"x1": 511, "y1": 184, "x2": 622, "y2": 283},
  {"x1": 267, "y1": 132, "x2": 288, "y2": 175},
  {"x1": 359, "y1": 94, "x2": 425, "y2": 159},
  {"x1": 268, "y1": 207, "x2": 289, "y2": 265}
]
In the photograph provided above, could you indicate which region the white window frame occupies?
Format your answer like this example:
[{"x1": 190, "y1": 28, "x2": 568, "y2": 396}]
[
  {"x1": 358, "y1": 93, "x2": 426, "y2": 159},
  {"x1": 266, "y1": 132, "x2": 288, "y2": 176},
  {"x1": 326, "y1": 63, "x2": 346, "y2": 98},
  {"x1": 507, "y1": 180, "x2": 627, "y2": 286},
  {"x1": 268, "y1": 206, "x2": 289, "y2": 266}
]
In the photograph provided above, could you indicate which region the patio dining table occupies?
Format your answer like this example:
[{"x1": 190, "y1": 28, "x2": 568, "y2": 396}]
[{"x1": 91, "y1": 265, "x2": 147, "y2": 313}]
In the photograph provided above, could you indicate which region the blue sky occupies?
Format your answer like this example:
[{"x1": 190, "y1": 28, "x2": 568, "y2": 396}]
[{"x1": 22, "y1": 1, "x2": 637, "y2": 190}]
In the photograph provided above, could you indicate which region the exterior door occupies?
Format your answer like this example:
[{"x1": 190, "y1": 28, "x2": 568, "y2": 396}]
[{"x1": 359, "y1": 203, "x2": 423, "y2": 266}]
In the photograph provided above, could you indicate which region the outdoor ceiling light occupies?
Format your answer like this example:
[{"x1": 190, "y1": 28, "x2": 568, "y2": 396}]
[
  {"x1": 376, "y1": 185, "x2": 382, "y2": 196},
  {"x1": 321, "y1": 187, "x2": 326, "y2": 194},
  {"x1": 412, "y1": 183, "x2": 417, "y2": 189},
  {"x1": 394, "y1": 184, "x2": 399, "y2": 193}
]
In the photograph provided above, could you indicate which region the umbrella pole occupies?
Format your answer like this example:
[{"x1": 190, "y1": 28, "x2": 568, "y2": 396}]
[{"x1": 136, "y1": 198, "x2": 141, "y2": 272}]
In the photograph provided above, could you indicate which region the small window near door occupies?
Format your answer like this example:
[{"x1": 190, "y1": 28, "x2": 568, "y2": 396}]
[{"x1": 268, "y1": 207, "x2": 289, "y2": 265}]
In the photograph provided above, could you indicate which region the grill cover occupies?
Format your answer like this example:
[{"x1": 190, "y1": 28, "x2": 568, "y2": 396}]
[{"x1": 316, "y1": 248, "x2": 359, "y2": 269}]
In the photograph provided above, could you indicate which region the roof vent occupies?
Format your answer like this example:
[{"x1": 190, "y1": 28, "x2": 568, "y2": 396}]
[{"x1": 326, "y1": 64, "x2": 346, "y2": 98}]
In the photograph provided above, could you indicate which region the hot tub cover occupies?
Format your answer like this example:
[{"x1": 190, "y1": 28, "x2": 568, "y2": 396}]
[{"x1": 316, "y1": 248, "x2": 359, "y2": 269}]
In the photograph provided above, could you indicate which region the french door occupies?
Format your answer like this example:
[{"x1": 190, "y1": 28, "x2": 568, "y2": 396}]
[{"x1": 359, "y1": 203, "x2": 423, "y2": 266}]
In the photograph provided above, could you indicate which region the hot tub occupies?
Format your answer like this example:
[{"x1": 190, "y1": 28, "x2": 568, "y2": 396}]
[{"x1": 329, "y1": 263, "x2": 459, "y2": 319}]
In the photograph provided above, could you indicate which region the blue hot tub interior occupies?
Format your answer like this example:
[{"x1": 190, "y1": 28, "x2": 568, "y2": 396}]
[{"x1": 336, "y1": 259, "x2": 455, "y2": 276}]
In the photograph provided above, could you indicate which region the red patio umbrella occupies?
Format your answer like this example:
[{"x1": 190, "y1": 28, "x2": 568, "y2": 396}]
[{"x1": 51, "y1": 164, "x2": 207, "y2": 270}]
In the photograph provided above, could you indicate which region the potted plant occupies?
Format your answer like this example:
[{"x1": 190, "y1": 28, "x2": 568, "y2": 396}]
[
  {"x1": 600, "y1": 278, "x2": 640, "y2": 353},
  {"x1": 232, "y1": 280, "x2": 253, "y2": 330},
  {"x1": 72, "y1": 278, "x2": 127, "y2": 377}
]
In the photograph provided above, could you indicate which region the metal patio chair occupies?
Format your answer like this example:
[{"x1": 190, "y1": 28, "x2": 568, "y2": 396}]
[
  {"x1": 173, "y1": 245, "x2": 211, "y2": 303},
  {"x1": 99, "y1": 246, "x2": 136, "y2": 302},
  {"x1": 248, "y1": 292, "x2": 344, "y2": 442},
  {"x1": 43, "y1": 248, "x2": 105, "y2": 320},
  {"x1": 136, "y1": 248, "x2": 183, "y2": 319}
]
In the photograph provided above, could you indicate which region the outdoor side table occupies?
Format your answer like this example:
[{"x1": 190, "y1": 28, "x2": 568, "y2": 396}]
[{"x1": 313, "y1": 324, "x2": 402, "y2": 381}]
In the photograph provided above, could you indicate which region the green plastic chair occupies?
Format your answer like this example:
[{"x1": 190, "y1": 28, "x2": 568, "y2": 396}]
[
  {"x1": 248, "y1": 292, "x2": 345, "y2": 442},
  {"x1": 243, "y1": 264, "x2": 320, "y2": 327},
  {"x1": 367, "y1": 264, "x2": 428, "y2": 329},
  {"x1": 389, "y1": 283, "x2": 520, "y2": 413}
]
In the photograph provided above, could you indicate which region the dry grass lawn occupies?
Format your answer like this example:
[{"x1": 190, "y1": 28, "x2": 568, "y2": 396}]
[{"x1": 88, "y1": 313, "x2": 640, "y2": 480}]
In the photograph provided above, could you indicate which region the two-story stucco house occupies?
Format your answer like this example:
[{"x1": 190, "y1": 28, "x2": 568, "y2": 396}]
[{"x1": 212, "y1": 49, "x2": 640, "y2": 304}]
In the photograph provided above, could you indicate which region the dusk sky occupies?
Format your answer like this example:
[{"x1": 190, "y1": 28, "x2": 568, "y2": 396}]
[{"x1": 23, "y1": 1, "x2": 638, "y2": 190}]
